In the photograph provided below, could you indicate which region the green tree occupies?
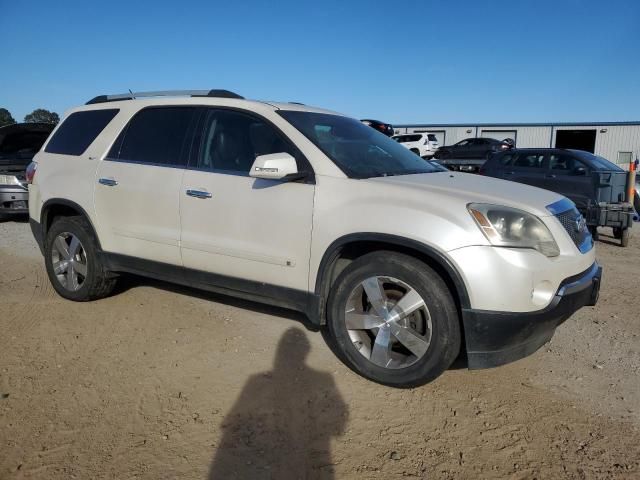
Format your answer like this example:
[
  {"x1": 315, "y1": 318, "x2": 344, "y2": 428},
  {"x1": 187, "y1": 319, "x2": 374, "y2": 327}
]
[
  {"x1": 24, "y1": 108, "x2": 60, "y2": 125},
  {"x1": 0, "y1": 108, "x2": 16, "y2": 127}
]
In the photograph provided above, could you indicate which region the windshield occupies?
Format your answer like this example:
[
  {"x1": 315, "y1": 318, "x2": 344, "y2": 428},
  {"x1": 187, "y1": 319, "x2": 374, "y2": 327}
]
[
  {"x1": 571, "y1": 150, "x2": 623, "y2": 171},
  {"x1": 278, "y1": 111, "x2": 440, "y2": 178}
]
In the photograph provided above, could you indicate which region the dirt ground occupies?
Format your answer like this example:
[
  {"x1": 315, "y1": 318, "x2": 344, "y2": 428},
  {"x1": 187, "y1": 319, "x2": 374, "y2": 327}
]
[{"x1": 1, "y1": 218, "x2": 639, "y2": 479}]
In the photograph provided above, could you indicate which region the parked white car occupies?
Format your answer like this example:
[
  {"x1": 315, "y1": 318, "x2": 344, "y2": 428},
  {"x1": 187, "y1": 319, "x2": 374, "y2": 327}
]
[
  {"x1": 392, "y1": 132, "x2": 439, "y2": 158},
  {"x1": 28, "y1": 90, "x2": 601, "y2": 387}
]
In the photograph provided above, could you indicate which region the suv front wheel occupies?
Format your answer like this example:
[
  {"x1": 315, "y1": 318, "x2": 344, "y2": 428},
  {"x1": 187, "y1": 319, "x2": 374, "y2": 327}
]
[
  {"x1": 324, "y1": 252, "x2": 461, "y2": 388},
  {"x1": 45, "y1": 216, "x2": 117, "y2": 301}
]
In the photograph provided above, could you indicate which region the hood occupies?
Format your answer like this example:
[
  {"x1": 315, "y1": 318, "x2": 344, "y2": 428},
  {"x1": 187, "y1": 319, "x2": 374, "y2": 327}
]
[
  {"x1": 366, "y1": 171, "x2": 565, "y2": 217},
  {"x1": 0, "y1": 122, "x2": 55, "y2": 166}
]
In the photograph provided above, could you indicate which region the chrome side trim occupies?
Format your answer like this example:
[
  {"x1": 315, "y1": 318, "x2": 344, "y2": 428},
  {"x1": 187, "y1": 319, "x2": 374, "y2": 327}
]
[
  {"x1": 180, "y1": 239, "x2": 295, "y2": 267},
  {"x1": 546, "y1": 197, "x2": 575, "y2": 215},
  {"x1": 111, "y1": 227, "x2": 179, "y2": 247},
  {"x1": 576, "y1": 235, "x2": 594, "y2": 254},
  {"x1": 557, "y1": 262, "x2": 601, "y2": 296}
]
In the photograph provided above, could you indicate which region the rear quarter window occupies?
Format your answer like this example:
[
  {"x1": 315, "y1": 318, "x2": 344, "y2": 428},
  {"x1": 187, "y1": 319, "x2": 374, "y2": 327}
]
[{"x1": 45, "y1": 109, "x2": 119, "y2": 156}]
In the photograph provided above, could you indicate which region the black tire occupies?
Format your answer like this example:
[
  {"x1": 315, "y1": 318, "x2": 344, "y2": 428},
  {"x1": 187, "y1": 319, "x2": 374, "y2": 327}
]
[
  {"x1": 621, "y1": 228, "x2": 630, "y2": 247},
  {"x1": 323, "y1": 251, "x2": 461, "y2": 388},
  {"x1": 613, "y1": 227, "x2": 623, "y2": 239},
  {"x1": 589, "y1": 226, "x2": 599, "y2": 241},
  {"x1": 45, "y1": 215, "x2": 117, "y2": 301},
  {"x1": 409, "y1": 148, "x2": 420, "y2": 156}
]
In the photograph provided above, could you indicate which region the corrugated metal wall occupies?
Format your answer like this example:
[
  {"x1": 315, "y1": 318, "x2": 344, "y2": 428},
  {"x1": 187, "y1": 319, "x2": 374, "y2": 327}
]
[
  {"x1": 394, "y1": 123, "x2": 640, "y2": 165},
  {"x1": 404, "y1": 126, "x2": 476, "y2": 145}
]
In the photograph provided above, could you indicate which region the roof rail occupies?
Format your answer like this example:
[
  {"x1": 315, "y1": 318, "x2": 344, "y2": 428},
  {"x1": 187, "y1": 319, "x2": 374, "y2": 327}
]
[{"x1": 85, "y1": 89, "x2": 244, "y2": 105}]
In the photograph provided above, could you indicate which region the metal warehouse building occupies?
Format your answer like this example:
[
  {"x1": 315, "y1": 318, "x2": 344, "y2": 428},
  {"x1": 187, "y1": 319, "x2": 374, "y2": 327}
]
[{"x1": 394, "y1": 122, "x2": 640, "y2": 167}]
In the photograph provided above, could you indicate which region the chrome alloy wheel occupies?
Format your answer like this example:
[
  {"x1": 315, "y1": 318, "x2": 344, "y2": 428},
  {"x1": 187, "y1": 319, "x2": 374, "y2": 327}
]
[
  {"x1": 50, "y1": 232, "x2": 87, "y2": 291},
  {"x1": 345, "y1": 276, "x2": 433, "y2": 369}
]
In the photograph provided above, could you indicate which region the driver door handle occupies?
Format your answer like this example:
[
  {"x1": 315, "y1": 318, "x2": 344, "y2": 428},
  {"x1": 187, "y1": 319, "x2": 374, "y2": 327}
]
[
  {"x1": 98, "y1": 177, "x2": 118, "y2": 187},
  {"x1": 186, "y1": 189, "x2": 212, "y2": 199}
]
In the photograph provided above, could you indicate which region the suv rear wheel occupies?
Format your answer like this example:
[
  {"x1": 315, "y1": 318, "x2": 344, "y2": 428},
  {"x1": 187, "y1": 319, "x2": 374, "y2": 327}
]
[
  {"x1": 45, "y1": 216, "x2": 117, "y2": 301},
  {"x1": 324, "y1": 251, "x2": 461, "y2": 388}
]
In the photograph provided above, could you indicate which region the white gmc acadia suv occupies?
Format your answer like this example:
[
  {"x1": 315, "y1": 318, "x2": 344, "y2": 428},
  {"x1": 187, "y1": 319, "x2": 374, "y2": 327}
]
[
  {"x1": 27, "y1": 90, "x2": 602, "y2": 387},
  {"x1": 392, "y1": 132, "x2": 439, "y2": 158}
]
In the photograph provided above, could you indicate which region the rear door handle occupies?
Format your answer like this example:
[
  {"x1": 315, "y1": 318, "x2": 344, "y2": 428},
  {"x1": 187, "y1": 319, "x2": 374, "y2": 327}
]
[
  {"x1": 98, "y1": 177, "x2": 118, "y2": 186},
  {"x1": 504, "y1": 171, "x2": 515, "y2": 175},
  {"x1": 186, "y1": 189, "x2": 212, "y2": 199},
  {"x1": 545, "y1": 174, "x2": 556, "y2": 178}
]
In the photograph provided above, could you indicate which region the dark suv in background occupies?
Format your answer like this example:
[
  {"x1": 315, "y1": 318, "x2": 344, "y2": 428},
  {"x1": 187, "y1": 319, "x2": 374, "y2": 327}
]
[
  {"x1": 0, "y1": 122, "x2": 54, "y2": 219},
  {"x1": 481, "y1": 148, "x2": 633, "y2": 245}
]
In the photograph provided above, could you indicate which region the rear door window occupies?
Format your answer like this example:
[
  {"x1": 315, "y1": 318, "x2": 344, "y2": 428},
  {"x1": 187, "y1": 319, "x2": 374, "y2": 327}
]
[
  {"x1": 513, "y1": 153, "x2": 545, "y2": 169},
  {"x1": 108, "y1": 107, "x2": 197, "y2": 167},
  {"x1": 403, "y1": 135, "x2": 421, "y2": 142},
  {"x1": 427, "y1": 134, "x2": 437, "y2": 142},
  {"x1": 45, "y1": 109, "x2": 119, "y2": 156},
  {"x1": 497, "y1": 153, "x2": 514, "y2": 166}
]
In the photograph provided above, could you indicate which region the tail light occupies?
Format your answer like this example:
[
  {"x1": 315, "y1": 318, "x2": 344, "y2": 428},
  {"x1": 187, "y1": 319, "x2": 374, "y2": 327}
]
[{"x1": 26, "y1": 161, "x2": 38, "y2": 184}]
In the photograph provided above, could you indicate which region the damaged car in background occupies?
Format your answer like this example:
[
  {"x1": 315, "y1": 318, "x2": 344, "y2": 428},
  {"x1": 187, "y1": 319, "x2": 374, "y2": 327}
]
[{"x1": 0, "y1": 122, "x2": 54, "y2": 219}]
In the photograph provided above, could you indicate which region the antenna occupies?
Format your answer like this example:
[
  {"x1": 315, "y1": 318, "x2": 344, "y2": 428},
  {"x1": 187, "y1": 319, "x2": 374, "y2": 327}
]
[{"x1": 128, "y1": 89, "x2": 135, "y2": 99}]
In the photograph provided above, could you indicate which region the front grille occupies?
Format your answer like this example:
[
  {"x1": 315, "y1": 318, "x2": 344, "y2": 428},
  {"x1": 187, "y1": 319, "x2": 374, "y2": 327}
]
[{"x1": 555, "y1": 207, "x2": 592, "y2": 253}]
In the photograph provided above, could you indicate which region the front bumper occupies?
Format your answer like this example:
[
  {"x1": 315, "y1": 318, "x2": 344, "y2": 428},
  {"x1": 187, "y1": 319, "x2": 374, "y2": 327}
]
[
  {"x1": 462, "y1": 261, "x2": 602, "y2": 369},
  {"x1": 0, "y1": 186, "x2": 29, "y2": 214}
]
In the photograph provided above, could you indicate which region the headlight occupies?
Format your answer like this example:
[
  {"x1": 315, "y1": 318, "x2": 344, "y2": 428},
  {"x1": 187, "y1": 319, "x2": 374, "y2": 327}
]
[
  {"x1": 0, "y1": 174, "x2": 21, "y2": 186},
  {"x1": 468, "y1": 203, "x2": 560, "y2": 257}
]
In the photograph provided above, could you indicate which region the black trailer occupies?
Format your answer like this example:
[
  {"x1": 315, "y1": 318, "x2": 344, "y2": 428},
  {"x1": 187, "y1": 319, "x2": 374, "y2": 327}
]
[{"x1": 480, "y1": 148, "x2": 635, "y2": 247}]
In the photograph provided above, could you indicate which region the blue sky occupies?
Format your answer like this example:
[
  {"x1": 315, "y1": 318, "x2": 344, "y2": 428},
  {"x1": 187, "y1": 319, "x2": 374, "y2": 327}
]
[{"x1": 1, "y1": 0, "x2": 639, "y2": 124}]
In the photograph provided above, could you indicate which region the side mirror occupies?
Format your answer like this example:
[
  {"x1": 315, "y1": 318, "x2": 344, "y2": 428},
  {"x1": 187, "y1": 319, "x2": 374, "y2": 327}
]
[
  {"x1": 574, "y1": 166, "x2": 587, "y2": 176},
  {"x1": 249, "y1": 152, "x2": 300, "y2": 181}
]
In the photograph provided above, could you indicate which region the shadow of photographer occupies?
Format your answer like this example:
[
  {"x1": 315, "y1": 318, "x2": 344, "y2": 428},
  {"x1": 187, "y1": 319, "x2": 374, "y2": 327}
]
[{"x1": 209, "y1": 327, "x2": 348, "y2": 479}]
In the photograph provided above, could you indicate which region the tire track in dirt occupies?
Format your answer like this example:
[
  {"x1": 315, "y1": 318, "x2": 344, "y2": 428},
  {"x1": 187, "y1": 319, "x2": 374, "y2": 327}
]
[{"x1": 0, "y1": 256, "x2": 56, "y2": 351}]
